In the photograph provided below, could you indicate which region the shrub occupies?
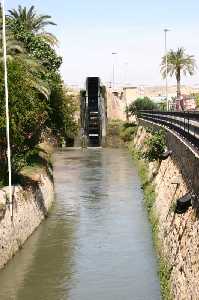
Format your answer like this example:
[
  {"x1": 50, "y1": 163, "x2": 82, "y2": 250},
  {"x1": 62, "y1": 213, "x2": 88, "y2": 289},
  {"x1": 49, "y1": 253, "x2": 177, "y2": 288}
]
[
  {"x1": 143, "y1": 130, "x2": 166, "y2": 162},
  {"x1": 0, "y1": 59, "x2": 48, "y2": 183},
  {"x1": 128, "y1": 97, "x2": 158, "y2": 115},
  {"x1": 120, "y1": 123, "x2": 137, "y2": 142}
]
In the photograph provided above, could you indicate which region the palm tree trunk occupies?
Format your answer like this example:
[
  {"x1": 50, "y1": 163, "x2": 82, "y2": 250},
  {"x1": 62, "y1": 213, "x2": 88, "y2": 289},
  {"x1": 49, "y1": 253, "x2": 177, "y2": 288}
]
[
  {"x1": 177, "y1": 79, "x2": 181, "y2": 98},
  {"x1": 176, "y1": 68, "x2": 181, "y2": 98}
]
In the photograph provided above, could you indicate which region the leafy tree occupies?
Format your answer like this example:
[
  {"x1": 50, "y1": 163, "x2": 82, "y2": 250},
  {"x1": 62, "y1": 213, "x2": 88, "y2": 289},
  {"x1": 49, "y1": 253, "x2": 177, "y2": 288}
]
[
  {"x1": 0, "y1": 4, "x2": 78, "y2": 185},
  {"x1": 161, "y1": 48, "x2": 196, "y2": 97},
  {"x1": 0, "y1": 6, "x2": 50, "y2": 98},
  {"x1": 8, "y1": 5, "x2": 62, "y2": 72},
  {"x1": 0, "y1": 5, "x2": 25, "y2": 59},
  {"x1": 8, "y1": 23, "x2": 62, "y2": 71},
  {"x1": 128, "y1": 97, "x2": 157, "y2": 115},
  {"x1": 0, "y1": 59, "x2": 49, "y2": 183},
  {"x1": 143, "y1": 130, "x2": 166, "y2": 162},
  {"x1": 47, "y1": 76, "x2": 78, "y2": 142}
]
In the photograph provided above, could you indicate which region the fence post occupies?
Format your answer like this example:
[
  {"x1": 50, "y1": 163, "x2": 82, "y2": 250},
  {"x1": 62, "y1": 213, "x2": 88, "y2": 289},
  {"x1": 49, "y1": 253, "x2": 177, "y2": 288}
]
[{"x1": 187, "y1": 112, "x2": 189, "y2": 135}]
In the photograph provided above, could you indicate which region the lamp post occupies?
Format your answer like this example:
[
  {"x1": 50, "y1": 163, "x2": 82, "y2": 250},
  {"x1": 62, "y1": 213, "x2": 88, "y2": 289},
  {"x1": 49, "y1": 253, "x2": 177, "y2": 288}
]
[
  {"x1": 164, "y1": 29, "x2": 170, "y2": 110},
  {"x1": 112, "y1": 52, "x2": 117, "y2": 90},
  {"x1": 124, "y1": 62, "x2": 129, "y2": 121}
]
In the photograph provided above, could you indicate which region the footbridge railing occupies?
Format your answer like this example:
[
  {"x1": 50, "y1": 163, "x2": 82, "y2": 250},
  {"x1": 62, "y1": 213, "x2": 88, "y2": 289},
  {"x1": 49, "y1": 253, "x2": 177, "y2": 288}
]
[{"x1": 139, "y1": 110, "x2": 199, "y2": 149}]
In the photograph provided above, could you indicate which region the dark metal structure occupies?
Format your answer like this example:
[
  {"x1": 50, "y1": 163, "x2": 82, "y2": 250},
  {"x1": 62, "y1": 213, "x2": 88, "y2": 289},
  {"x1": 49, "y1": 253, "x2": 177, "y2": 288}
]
[
  {"x1": 139, "y1": 110, "x2": 199, "y2": 149},
  {"x1": 80, "y1": 77, "x2": 107, "y2": 147},
  {"x1": 86, "y1": 77, "x2": 101, "y2": 146},
  {"x1": 175, "y1": 193, "x2": 192, "y2": 214}
]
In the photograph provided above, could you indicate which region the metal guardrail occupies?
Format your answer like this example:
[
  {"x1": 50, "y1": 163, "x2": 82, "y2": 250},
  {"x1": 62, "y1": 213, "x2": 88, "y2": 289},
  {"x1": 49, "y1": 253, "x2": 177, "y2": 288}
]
[{"x1": 139, "y1": 110, "x2": 199, "y2": 149}]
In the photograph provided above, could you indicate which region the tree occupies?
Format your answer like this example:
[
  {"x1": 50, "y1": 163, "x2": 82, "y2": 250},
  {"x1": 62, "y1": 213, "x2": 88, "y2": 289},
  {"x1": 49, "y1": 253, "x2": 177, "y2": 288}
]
[
  {"x1": 0, "y1": 58, "x2": 49, "y2": 183},
  {"x1": 9, "y1": 24, "x2": 62, "y2": 72},
  {"x1": 8, "y1": 5, "x2": 58, "y2": 46},
  {"x1": 47, "y1": 75, "x2": 78, "y2": 142},
  {"x1": 161, "y1": 48, "x2": 196, "y2": 97},
  {"x1": 143, "y1": 130, "x2": 166, "y2": 162},
  {"x1": 128, "y1": 97, "x2": 157, "y2": 115},
  {"x1": 0, "y1": 5, "x2": 24, "y2": 59},
  {"x1": 0, "y1": 4, "x2": 78, "y2": 185},
  {"x1": 0, "y1": 7, "x2": 50, "y2": 98}
]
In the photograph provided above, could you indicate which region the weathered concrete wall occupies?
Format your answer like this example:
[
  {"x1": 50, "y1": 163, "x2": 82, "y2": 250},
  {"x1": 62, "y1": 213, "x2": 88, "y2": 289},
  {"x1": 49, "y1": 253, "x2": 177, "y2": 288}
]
[
  {"x1": 106, "y1": 89, "x2": 126, "y2": 121},
  {"x1": 133, "y1": 125, "x2": 199, "y2": 300},
  {"x1": 0, "y1": 173, "x2": 54, "y2": 269},
  {"x1": 139, "y1": 119, "x2": 199, "y2": 197}
]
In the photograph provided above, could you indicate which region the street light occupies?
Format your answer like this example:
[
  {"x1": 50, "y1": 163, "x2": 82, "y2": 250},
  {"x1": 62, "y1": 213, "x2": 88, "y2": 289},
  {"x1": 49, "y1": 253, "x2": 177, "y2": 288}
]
[
  {"x1": 164, "y1": 29, "x2": 170, "y2": 110},
  {"x1": 112, "y1": 52, "x2": 117, "y2": 90},
  {"x1": 124, "y1": 62, "x2": 129, "y2": 121}
]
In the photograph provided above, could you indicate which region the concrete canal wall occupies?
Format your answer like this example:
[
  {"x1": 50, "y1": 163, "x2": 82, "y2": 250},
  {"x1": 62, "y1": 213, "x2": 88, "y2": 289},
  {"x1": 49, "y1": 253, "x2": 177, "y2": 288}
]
[
  {"x1": 133, "y1": 124, "x2": 199, "y2": 300},
  {"x1": 0, "y1": 172, "x2": 54, "y2": 269}
]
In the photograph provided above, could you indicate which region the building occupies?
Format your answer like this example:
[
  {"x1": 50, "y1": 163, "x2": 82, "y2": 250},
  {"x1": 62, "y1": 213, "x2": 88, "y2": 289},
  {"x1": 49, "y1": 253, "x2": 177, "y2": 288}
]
[{"x1": 174, "y1": 95, "x2": 196, "y2": 111}]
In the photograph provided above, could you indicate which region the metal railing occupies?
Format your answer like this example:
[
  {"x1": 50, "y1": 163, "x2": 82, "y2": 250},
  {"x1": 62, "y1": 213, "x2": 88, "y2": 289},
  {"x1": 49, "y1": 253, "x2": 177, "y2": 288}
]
[{"x1": 139, "y1": 110, "x2": 199, "y2": 149}]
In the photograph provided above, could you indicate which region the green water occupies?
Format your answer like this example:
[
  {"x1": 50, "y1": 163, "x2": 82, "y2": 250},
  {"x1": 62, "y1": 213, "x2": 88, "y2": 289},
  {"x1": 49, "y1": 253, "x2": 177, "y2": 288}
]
[{"x1": 0, "y1": 148, "x2": 160, "y2": 300}]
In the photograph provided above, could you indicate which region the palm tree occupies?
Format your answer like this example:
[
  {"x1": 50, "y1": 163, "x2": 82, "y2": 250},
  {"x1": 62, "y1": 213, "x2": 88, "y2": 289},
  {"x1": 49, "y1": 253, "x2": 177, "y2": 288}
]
[
  {"x1": 8, "y1": 5, "x2": 58, "y2": 46},
  {"x1": 0, "y1": 5, "x2": 25, "y2": 59},
  {"x1": 161, "y1": 47, "x2": 196, "y2": 97},
  {"x1": 0, "y1": 4, "x2": 50, "y2": 98}
]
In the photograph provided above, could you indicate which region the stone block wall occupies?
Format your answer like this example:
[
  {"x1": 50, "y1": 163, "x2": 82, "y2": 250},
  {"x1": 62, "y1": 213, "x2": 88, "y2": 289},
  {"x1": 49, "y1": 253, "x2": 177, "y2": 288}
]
[
  {"x1": 134, "y1": 125, "x2": 199, "y2": 300},
  {"x1": 0, "y1": 173, "x2": 54, "y2": 269}
]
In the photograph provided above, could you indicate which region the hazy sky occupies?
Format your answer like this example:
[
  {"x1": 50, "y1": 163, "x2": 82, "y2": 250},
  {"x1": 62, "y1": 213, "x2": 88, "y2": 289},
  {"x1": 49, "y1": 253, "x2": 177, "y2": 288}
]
[{"x1": 7, "y1": 0, "x2": 199, "y2": 88}]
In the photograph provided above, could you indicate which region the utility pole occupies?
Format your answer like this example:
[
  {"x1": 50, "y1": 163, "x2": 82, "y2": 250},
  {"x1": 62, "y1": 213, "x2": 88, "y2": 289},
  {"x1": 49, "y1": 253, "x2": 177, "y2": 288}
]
[
  {"x1": 2, "y1": 0, "x2": 13, "y2": 218},
  {"x1": 124, "y1": 62, "x2": 129, "y2": 121},
  {"x1": 164, "y1": 29, "x2": 170, "y2": 110},
  {"x1": 112, "y1": 52, "x2": 117, "y2": 90}
]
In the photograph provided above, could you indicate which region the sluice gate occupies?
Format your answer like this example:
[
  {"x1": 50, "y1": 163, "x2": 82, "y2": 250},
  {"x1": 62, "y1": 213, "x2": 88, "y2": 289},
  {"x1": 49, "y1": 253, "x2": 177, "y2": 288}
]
[{"x1": 81, "y1": 77, "x2": 107, "y2": 147}]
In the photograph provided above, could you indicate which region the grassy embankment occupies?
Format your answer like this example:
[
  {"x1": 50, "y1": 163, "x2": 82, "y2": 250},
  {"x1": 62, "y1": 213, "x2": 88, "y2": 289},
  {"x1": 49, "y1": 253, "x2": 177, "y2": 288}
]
[
  {"x1": 106, "y1": 119, "x2": 137, "y2": 147},
  {"x1": 17, "y1": 142, "x2": 54, "y2": 184},
  {"x1": 128, "y1": 130, "x2": 172, "y2": 300}
]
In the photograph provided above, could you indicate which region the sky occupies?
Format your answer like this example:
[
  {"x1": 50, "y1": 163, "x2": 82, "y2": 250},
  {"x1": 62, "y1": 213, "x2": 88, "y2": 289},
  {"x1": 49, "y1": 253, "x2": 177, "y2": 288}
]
[{"x1": 7, "y1": 0, "x2": 199, "y2": 89}]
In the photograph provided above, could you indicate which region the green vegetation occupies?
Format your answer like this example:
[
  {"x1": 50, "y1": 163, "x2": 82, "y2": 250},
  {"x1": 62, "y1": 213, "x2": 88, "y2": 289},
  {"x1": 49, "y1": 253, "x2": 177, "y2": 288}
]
[
  {"x1": 107, "y1": 120, "x2": 138, "y2": 144},
  {"x1": 129, "y1": 141, "x2": 172, "y2": 300},
  {"x1": 8, "y1": 5, "x2": 58, "y2": 46},
  {"x1": 128, "y1": 97, "x2": 157, "y2": 116},
  {"x1": 161, "y1": 47, "x2": 196, "y2": 97},
  {"x1": 119, "y1": 122, "x2": 137, "y2": 142},
  {"x1": 143, "y1": 130, "x2": 166, "y2": 162},
  {"x1": 107, "y1": 119, "x2": 123, "y2": 136},
  {"x1": 159, "y1": 258, "x2": 172, "y2": 300},
  {"x1": 0, "y1": 4, "x2": 78, "y2": 186},
  {"x1": 130, "y1": 146, "x2": 158, "y2": 244},
  {"x1": 191, "y1": 93, "x2": 199, "y2": 108}
]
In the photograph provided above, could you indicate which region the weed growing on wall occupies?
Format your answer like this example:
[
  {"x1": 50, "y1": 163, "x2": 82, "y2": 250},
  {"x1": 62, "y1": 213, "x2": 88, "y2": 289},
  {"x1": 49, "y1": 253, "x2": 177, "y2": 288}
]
[
  {"x1": 120, "y1": 122, "x2": 138, "y2": 142},
  {"x1": 129, "y1": 144, "x2": 172, "y2": 300},
  {"x1": 143, "y1": 130, "x2": 166, "y2": 162}
]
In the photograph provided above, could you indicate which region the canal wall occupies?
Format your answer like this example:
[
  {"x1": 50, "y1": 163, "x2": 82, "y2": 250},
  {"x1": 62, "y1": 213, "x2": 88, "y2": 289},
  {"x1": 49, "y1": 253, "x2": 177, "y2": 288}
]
[
  {"x1": 132, "y1": 124, "x2": 199, "y2": 300},
  {"x1": 0, "y1": 170, "x2": 54, "y2": 269}
]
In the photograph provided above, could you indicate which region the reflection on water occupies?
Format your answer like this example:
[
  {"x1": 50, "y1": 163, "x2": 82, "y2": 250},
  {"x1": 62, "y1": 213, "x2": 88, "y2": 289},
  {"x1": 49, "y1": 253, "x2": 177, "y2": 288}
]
[{"x1": 0, "y1": 148, "x2": 161, "y2": 300}]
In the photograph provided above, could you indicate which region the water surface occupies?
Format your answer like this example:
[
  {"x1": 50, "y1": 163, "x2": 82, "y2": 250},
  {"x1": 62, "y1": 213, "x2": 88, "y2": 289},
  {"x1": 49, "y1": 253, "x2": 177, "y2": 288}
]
[{"x1": 0, "y1": 148, "x2": 161, "y2": 300}]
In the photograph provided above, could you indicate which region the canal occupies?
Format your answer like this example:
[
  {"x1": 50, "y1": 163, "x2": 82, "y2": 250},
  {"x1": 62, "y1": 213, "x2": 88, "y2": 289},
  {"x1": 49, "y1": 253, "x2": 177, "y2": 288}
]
[{"x1": 0, "y1": 148, "x2": 161, "y2": 300}]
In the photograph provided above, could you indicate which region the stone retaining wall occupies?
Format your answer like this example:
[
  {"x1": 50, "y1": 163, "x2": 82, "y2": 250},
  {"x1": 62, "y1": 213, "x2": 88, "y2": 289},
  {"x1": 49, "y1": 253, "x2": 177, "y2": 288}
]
[
  {"x1": 133, "y1": 125, "x2": 199, "y2": 300},
  {"x1": 139, "y1": 119, "x2": 199, "y2": 196},
  {"x1": 0, "y1": 173, "x2": 54, "y2": 269}
]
